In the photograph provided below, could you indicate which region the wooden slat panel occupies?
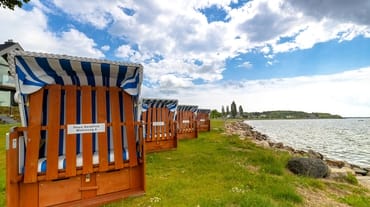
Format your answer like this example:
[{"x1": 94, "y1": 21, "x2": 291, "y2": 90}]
[
  {"x1": 177, "y1": 111, "x2": 181, "y2": 133},
  {"x1": 6, "y1": 130, "x2": 20, "y2": 207},
  {"x1": 65, "y1": 85, "x2": 77, "y2": 177},
  {"x1": 160, "y1": 108, "x2": 165, "y2": 140},
  {"x1": 176, "y1": 111, "x2": 180, "y2": 132},
  {"x1": 160, "y1": 108, "x2": 164, "y2": 139},
  {"x1": 162, "y1": 108, "x2": 168, "y2": 140},
  {"x1": 24, "y1": 88, "x2": 44, "y2": 183},
  {"x1": 96, "y1": 86, "x2": 108, "y2": 171},
  {"x1": 189, "y1": 111, "x2": 193, "y2": 131},
  {"x1": 146, "y1": 108, "x2": 152, "y2": 141},
  {"x1": 39, "y1": 176, "x2": 81, "y2": 206},
  {"x1": 190, "y1": 111, "x2": 194, "y2": 131},
  {"x1": 46, "y1": 85, "x2": 62, "y2": 180},
  {"x1": 137, "y1": 123, "x2": 144, "y2": 160},
  {"x1": 20, "y1": 182, "x2": 38, "y2": 206},
  {"x1": 110, "y1": 87, "x2": 123, "y2": 169},
  {"x1": 81, "y1": 86, "x2": 93, "y2": 174},
  {"x1": 169, "y1": 111, "x2": 175, "y2": 136},
  {"x1": 152, "y1": 108, "x2": 157, "y2": 140},
  {"x1": 123, "y1": 92, "x2": 138, "y2": 167},
  {"x1": 141, "y1": 111, "x2": 147, "y2": 139}
]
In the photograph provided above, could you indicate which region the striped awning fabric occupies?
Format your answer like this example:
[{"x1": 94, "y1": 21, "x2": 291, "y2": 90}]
[
  {"x1": 198, "y1": 109, "x2": 211, "y2": 114},
  {"x1": 8, "y1": 51, "x2": 143, "y2": 96},
  {"x1": 177, "y1": 105, "x2": 198, "y2": 112},
  {"x1": 141, "y1": 98, "x2": 178, "y2": 112}
]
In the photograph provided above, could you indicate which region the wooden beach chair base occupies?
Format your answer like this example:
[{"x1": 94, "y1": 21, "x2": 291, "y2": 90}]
[
  {"x1": 177, "y1": 129, "x2": 198, "y2": 140},
  {"x1": 7, "y1": 167, "x2": 144, "y2": 207},
  {"x1": 7, "y1": 128, "x2": 145, "y2": 207},
  {"x1": 145, "y1": 138, "x2": 178, "y2": 153}
]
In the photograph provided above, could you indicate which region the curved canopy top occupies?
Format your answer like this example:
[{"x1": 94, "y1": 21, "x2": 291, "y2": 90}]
[
  {"x1": 198, "y1": 109, "x2": 211, "y2": 114},
  {"x1": 141, "y1": 98, "x2": 178, "y2": 112},
  {"x1": 8, "y1": 51, "x2": 143, "y2": 96},
  {"x1": 177, "y1": 105, "x2": 198, "y2": 112}
]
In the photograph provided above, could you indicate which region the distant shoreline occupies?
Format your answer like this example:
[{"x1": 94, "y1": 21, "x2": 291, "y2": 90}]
[{"x1": 242, "y1": 110, "x2": 342, "y2": 120}]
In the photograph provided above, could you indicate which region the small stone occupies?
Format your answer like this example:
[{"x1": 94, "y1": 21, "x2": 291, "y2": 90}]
[
  {"x1": 307, "y1": 149, "x2": 324, "y2": 159},
  {"x1": 329, "y1": 167, "x2": 355, "y2": 179},
  {"x1": 273, "y1": 142, "x2": 284, "y2": 148},
  {"x1": 325, "y1": 159, "x2": 345, "y2": 168},
  {"x1": 255, "y1": 140, "x2": 270, "y2": 148},
  {"x1": 353, "y1": 167, "x2": 368, "y2": 176}
]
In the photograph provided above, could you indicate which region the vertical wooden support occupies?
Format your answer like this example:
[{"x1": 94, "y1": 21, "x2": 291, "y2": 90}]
[
  {"x1": 46, "y1": 85, "x2": 61, "y2": 180},
  {"x1": 6, "y1": 131, "x2": 20, "y2": 207},
  {"x1": 81, "y1": 86, "x2": 93, "y2": 174},
  {"x1": 123, "y1": 92, "x2": 138, "y2": 167},
  {"x1": 141, "y1": 111, "x2": 147, "y2": 139},
  {"x1": 161, "y1": 108, "x2": 166, "y2": 139},
  {"x1": 152, "y1": 108, "x2": 157, "y2": 140},
  {"x1": 96, "y1": 86, "x2": 108, "y2": 171},
  {"x1": 169, "y1": 111, "x2": 175, "y2": 136},
  {"x1": 110, "y1": 87, "x2": 123, "y2": 169},
  {"x1": 24, "y1": 89, "x2": 44, "y2": 183},
  {"x1": 65, "y1": 85, "x2": 77, "y2": 177},
  {"x1": 20, "y1": 183, "x2": 38, "y2": 206},
  {"x1": 147, "y1": 108, "x2": 152, "y2": 141}
]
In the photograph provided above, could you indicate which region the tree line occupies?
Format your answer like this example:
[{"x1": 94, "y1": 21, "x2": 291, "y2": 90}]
[{"x1": 210, "y1": 101, "x2": 244, "y2": 119}]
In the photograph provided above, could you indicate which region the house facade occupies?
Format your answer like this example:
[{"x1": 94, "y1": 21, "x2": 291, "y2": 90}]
[{"x1": 0, "y1": 40, "x2": 23, "y2": 106}]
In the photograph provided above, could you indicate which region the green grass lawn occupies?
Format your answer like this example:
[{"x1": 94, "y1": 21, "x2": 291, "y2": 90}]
[
  {"x1": 1, "y1": 120, "x2": 369, "y2": 206},
  {"x1": 0, "y1": 124, "x2": 18, "y2": 206}
]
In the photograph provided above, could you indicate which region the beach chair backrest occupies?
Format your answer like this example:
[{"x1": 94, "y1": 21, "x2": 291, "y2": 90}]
[
  {"x1": 197, "y1": 109, "x2": 211, "y2": 132},
  {"x1": 176, "y1": 105, "x2": 198, "y2": 139},
  {"x1": 141, "y1": 98, "x2": 178, "y2": 140},
  {"x1": 8, "y1": 51, "x2": 143, "y2": 181}
]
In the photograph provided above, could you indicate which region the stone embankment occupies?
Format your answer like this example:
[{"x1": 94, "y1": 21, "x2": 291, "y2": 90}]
[{"x1": 224, "y1": 121, "x2": 370, "y2": 188}]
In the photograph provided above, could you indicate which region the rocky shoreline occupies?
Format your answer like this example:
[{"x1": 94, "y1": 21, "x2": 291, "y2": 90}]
[{"x1": 223, "y1": 120, "x2": 370, "y2": 186}]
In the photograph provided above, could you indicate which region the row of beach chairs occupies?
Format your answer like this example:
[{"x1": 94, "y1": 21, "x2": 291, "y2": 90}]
[{"x1": 5, "y1": 51, "x2": 211, "y2": 206}]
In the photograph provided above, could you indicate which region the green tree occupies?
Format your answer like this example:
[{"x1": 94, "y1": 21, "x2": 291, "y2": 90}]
[
  {"x1": 230, "y1": 101, "x2": 237, "y2": 118},
  {"x1": 221, "y1": 105, "x2": 225, "y2": 117},
  {"x1": 210, "y1": 109, "x2": 221, "y2": 119},
  {"x1": 0, "y1": 0, "x2": 30, "y2": 10},
  {"x1": 226, "y1": 106, "x2": 230, "y2": 116},
  {"x1": 239, "y1": 105, "x2": 244, "y2": 116}
]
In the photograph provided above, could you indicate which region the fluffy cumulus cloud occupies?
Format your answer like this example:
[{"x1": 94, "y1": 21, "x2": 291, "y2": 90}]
[
  {"x1": 0, "y1": 5, "x2": 104, "y2": 58},
  {"x1": 2, "y1": 0, "x2": 370, "y2": 115},
  {"x1": 45, "y1": 0, "x2": 370, "y2": 81},
  {"x1": 142, "y1": 67, "x2": 370, "y2": 117}
]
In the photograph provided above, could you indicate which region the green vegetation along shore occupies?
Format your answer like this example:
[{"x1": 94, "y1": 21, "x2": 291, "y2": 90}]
[
  {"x1": 245, "y1": 110, "x2": 342, "y2": 119},
  {"x1": 1, "y1": 120, "x2": 369, "y2": 206}
]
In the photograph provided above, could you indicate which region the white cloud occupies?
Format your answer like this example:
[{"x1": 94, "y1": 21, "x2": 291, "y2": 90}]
[
  {"x1": 101, "y1": 45, "x2": 110, "y2": 51},
  {"x1": 142, "y1": 67, "x2": 370, "y2": 117},
  {"x1": 0, "y1": 7, "x2": 104, "y2": 58},
  {"x1": 24, "y1": 0, "x2": 370, "y2": 89},
  {"x1": 51, "y1": 0, "x2": 116, "y2": 29},
  {"x1": 2, "y1": 0, "x2": 370, "y2": 117},
  {"x1": 240, "y1": 61, "x2": 252, "y2": 69}
]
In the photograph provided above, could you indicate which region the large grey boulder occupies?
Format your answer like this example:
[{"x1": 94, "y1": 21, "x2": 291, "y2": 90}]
[{"x1": 287, "y1": 157, "x2": 329, "y2": 178}]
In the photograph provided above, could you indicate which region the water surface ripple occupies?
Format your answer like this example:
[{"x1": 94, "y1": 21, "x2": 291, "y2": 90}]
[{"x1": 245, "y1": 119, "x2": 370, "y2": 167}]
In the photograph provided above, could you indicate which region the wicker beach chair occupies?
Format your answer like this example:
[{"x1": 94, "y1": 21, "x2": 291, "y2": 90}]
[
  {"x1": 141, "y1": 98, "x2": 178, "y2": 153},
  {"x1": 176, "y1": 105, "x2": 198, "y2": 139},
  {"x1": 6, "y1": 51, "x2": 145, "y2": 207},
  {"x1": 197, "y1": 109, "x2": 211, "y2": 132}
]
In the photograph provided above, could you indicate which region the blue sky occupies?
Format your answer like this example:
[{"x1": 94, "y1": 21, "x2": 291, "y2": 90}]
[{"x1": 1, "y1": 0, "x2": 370, "y2": 116}]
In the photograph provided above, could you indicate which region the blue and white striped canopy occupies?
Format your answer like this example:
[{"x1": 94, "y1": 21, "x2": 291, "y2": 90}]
[
  {"x1": 177, "y1": 105, "x2": 198, "y2": 112},
  {"x1": 141, "y1": 98, "x2": 178, "y2": 112},
  {"x1": 198, "y1": 109, "x2": 211, "y2": 114},
  {"x1": 8, "y1": 51, "x2": 143, "y2": 96}
]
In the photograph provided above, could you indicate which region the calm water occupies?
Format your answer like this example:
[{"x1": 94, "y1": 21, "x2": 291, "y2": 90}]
[{"x1": 245, "y1": 119, "x2": 370, "y2": 167}]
